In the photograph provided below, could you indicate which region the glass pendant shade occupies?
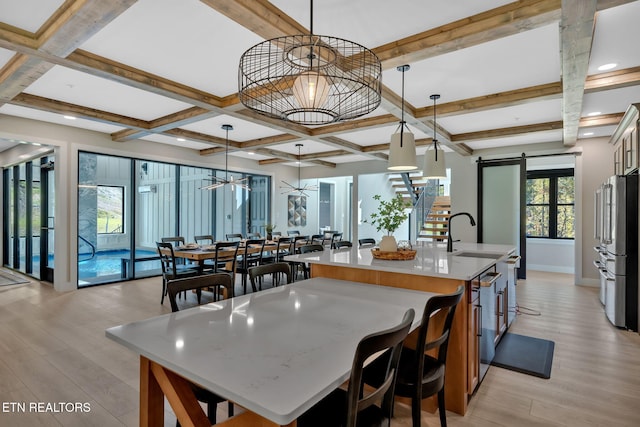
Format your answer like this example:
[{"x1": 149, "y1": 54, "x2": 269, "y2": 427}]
[
  {"x1": 292, "y1": 71, "x2": 330, "y2": 110},
  {"x1": 423, "y1": 145, "x2": 447, "y2": 179},
  {"x1": 388, "y1": 130, "x2": 417, "y2": 170}
]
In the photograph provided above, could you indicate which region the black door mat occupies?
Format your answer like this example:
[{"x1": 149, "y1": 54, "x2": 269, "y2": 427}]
[{"x1": 491, "y1": 332, "x2": 554, "y2": 379}]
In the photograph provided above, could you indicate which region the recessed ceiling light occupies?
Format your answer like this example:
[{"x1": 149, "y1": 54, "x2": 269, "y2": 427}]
[
  {"x1": 176, "y1": 138, "x2": 186, "y2": 142},
  {"x1": 247, "y1": 152, "x2": 255, "y2": 155},
  {"x1": 296, "y1": 161, "x2": 300, "y2": 165},
  {"x1": 587, "y1": 111, "x2": 601, "y2": 117},
  {"x1": 32, "y1": 142, "x2": 41, "y2": 146},
  {"x1": 63, "y1": 115, "x2": 76, "y2": 120},
  {"x1": 598, "y1": 63, "x2": 617, "y2": 71},
  {"x1": 583, "y1": 132, "x2": 594, "y2": 136}
]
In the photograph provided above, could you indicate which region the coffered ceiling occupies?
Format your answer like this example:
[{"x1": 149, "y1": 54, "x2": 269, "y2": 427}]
[{"x1": 1, "y1": 0, "x2": 639, "y2": 168}]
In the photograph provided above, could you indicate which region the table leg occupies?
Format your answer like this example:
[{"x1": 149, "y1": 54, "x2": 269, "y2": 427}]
[{"x1": 140, "y1": 356, "x2": 164, "y2": 427}]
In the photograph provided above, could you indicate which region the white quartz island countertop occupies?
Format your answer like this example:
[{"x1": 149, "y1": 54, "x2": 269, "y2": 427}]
[{"x1": 285, "y1": 242, "x2": 516, "y2": 281}]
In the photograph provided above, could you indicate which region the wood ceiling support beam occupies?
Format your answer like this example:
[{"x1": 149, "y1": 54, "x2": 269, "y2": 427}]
[
  {"x1": 0, "y1": 0, "x2": 138, "y2": 105},
  {"x1": 310, "y1": 114, "x2": 398, "y2": 137},
  {"x1": 373, "y1": 0, "x2": 561, "y2": 70},
  {"x1": 596, "y1": 0, "x2": 637, "y2": 10},
  {"x1": 451, "y1": 121, "x2": 564, "y2": 142},
  {"x1": 254, "y1": 147, "x2": 337, "y2": 168},
  {"x1": 112, "y1": 107, "x2": 218, "y2": 142},
  {"x1": 200, "y1": 0, "x2": 306, "y2": 39},
  {"x1": 165, "y1": 129, "x2": 236, "y2": 149},
  {"x1": 240, "y1": 134, "x2": 301, "y2": 150},
  {"x1": 11, "y1": 93, "x2": 149, "y2": 130},
  {"x1": 584, "y1": 66, "x2": 640, "y2": 93},
  {"x1": 560, "y1": 0, "x2": 597, "y2": 146},
  {"x1": 579, "y1": 112, "x2": 624, "y2": 127}
]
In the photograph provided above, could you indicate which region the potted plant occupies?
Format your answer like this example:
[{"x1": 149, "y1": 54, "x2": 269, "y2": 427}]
[
  {"x1": 265, "y1": 223, "x2": 276, "y2": 240},
  {"x1": 364, "y1": 194, "x2": 411, "y2": 251}
]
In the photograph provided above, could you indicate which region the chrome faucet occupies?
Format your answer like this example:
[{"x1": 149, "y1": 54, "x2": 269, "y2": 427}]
[{"x1": 447, "y1": 212, "x2": 476, "y2": 252}]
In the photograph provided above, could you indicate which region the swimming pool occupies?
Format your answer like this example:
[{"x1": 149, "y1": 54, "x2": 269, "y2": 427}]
[{"x1": 78, "y1": 249, "x2": 161, "y2": 286}]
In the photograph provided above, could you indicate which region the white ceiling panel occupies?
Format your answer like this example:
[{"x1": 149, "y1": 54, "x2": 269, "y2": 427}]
[
  {"x1": 270, "y1": 0, "x2": 513, "y2": 49},
  {"x1": 0, "y1": 0, "x2": 65, "y2": 32},
  {"x1": 273, "y1": 140, "x2": 336, "y2": 155},
  {"x1": 140, "y1": 134, "x2": 212, "y2": 151},
  {"x1": 24, "y1": 65, "x2": 192, "y2": 120},
  {"x1": 582, "y1": 86, "x2": 640, "y2": 116},
  {"x1": 0, "y1": 104, "x2": 124, "y2": 134},
  {"x1": 0, "y1": 47, "x2": 14, "y2": 68},
  {"x1": 229, "y1": 151, "x2": 270, "y2": 161},
  {"x1": 384, "y1": 24, "x2": 561, "y2": 107},
  {"x1": 439, "y1": 99, "x2": 563, "y2": 134},
  {"x1": 182, "y1": 115, "x2": 284, "y2": 142},
  {"x1": 578, "y1": 125, "x2": 617, "y2": 140},
  {"x1": 464, "y1": 129, "x2": 563, "y2": 150},
  {"x1": 321, "y1": 154, "x2": 379, "y2": 164},
  {"x1": 589, "y1": 1, "x2": 640, "y2": 75},
  {"x1": 80, "y1": 0, "x2": 264, "y2": 97}
]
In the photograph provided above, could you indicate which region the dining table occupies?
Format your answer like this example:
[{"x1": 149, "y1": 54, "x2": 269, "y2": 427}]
[{"x1": 105, "y1": 277, "x2": 437, "y2": 427}]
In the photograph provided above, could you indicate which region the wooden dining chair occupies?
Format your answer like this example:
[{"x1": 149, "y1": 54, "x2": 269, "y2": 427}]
[
  {"x1": 364, "y1": 286, "x2": 465, "y2": 427},
  {"x1": 212, "y1": 241, "x2": 240, "y2": 297},
  {"x1": 248, "y1": 262, "x2": 292, "y2": 292},
  {"x1": 330, "y1": 232, "x2": 343, "y2": 249},
  {"x1": 334, "y1": 240, "x2": 353, "y2": 249},
  {"x1": 287, "y1": 230, "x2": 300, "y2": 236},
  {"x1": 225, "y1": 233, "x2": 243, "y2": 241},
  {"x1": 166, "y1": 274, "x2": 235, "y2": 425},
  {"x1": 295, "y1": 244, "x2": 324, "y2": 280},
  {"x1": 236, "y1": 239, "x2": 266, "y2": 294},
  {"x1": 156, "y1": 241, "x2": 200, "y2": 304},
  {"x1": 246, "y1": 232, "x2": 261, "y2": 239},
  {"x1": 297, "y1": 308, "x2": 415, "y2": 427}
]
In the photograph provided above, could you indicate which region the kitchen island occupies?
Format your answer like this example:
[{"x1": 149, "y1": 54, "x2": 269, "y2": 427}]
[{"x1": 285, "y1": 241, "x2": 517, "y2": 416}]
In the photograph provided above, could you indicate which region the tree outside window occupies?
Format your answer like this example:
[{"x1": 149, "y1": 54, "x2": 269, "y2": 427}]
[
  {"x1": 97, "y1": 185, "x2": 124, "y2": 234},
  {"x1": 526, "y1": 169, "x2": 574, "y2": 239}
]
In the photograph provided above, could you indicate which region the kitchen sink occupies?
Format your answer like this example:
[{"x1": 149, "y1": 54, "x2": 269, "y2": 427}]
[{"x1": 453, "y1": 251, "x2": 502, "y2": 260}]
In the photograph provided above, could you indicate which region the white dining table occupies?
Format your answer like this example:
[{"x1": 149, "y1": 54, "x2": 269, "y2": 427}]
[{"x1": 106, "y1": 277, "x2": 436, "y2": 427}]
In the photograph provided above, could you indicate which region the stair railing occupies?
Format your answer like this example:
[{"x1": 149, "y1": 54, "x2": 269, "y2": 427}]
[{"x1": 410, "y1": 179, "x2": 438, "y2": 242}]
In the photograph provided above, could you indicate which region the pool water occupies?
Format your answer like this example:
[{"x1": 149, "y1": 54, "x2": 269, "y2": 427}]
[{"x1": 78, "y1": 249, "x2": 161, "y2": 285}]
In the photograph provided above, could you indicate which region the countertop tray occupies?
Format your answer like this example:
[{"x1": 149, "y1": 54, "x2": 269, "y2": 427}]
[{"x1": 371, "y1": 249, "x2": 417, "y2": 260}]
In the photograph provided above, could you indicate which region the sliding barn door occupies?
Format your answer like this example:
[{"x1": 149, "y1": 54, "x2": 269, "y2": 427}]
[{"x1": 477, "y1": 156, "x2": 526, "y2": 279}]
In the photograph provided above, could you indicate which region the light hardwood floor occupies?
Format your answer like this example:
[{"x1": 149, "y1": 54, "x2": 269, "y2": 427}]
[{"x1": 1, "y1": 271, "x2": 639, "y2": 426}]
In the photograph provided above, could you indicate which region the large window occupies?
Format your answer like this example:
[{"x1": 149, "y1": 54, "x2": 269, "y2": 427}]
[{"x1": 526, "y1": 168, "x2": 574, "y2": 239}]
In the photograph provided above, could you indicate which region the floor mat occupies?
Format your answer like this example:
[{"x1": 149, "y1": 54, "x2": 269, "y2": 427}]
[
  {"x1": 491, "y1": 332, "x2": 554, "y2": 379},
  {"x1": 0, "y1": 270, "x2": 30, "y2": 286}
]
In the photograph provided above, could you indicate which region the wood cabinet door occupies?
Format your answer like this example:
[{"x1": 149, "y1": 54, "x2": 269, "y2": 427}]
[{"x1": 624, "y1": 127, "x2": 638, "y2": 174}]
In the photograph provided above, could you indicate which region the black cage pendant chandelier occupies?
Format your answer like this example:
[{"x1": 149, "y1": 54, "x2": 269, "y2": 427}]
[
  {"x1": 238, "y1": 0, "x2": 382, "y2": 125},
  {"x1": 280, "y1": 144, "x2": 318, "y2": 197},
  {"x1": 201, "y1": 124, "x2": 251, "y2": 191}
]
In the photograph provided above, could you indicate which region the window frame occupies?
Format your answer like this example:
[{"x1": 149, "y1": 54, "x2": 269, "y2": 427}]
[{"x1": 526, "y1": 168, "x2": 575, "y2": 240}]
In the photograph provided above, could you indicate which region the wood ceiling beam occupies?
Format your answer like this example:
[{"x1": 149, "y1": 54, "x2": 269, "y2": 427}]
[
  {"x1": 112, "y1": 107, "x2": 218, "y2": 142},
  {"x1": 240, "y1": 134, "x2": 301, "y2": 150},
  {"x1": 10, "y1": 93, "x2": 149, "y2": 130},
  {"x1": 310, "y1": 114, "x2": 398, "y2": 137},
  {"x1": 165, "y1": 128, "x2": 237, "y2": 149},
  {"x1": 596, "y1": 0, "x2": 638, "y2": 10},
  {"x1": 579, "y1": 112, "x2": 624, "y2": 127},
  {"x1": 560, "y1": 0, "x2": 597, "y2": 146},
  {"x1": 584, "y1": 66, "x2": 640, "y2": 93},
  {"x1": 254, "y1": 147, "x2": 337, "y2": 168},
  {"x1": 373, "y1": 0, "x2": 561, "y2": 70},
  {"x1": 0, "y1": 0, "x2": 138, "y2": 105},
  {"x1": 451, "y1": 121, "x2": 564, "y2": 142}
]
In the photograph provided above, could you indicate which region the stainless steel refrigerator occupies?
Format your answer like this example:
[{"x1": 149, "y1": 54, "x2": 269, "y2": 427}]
[{"x1": 595, "y1": 174, "x2": 638, "y2": 331}]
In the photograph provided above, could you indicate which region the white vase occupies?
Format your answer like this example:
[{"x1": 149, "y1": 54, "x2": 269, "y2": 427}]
[{"x1": 379, "y1": 235, "x2": 397, "y2": 252}]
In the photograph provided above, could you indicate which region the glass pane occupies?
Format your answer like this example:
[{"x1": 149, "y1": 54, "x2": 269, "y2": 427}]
[
  {"x1": 134, "y1": 160, "x2": 174, "y2": 279},
  {"x1": 557, "y1": 176, "x2": 574, "y2": 204},
  {"x1": 557, "y1": 205, "x2": 575, "y2": 238},
  {"x1": 78, "y1": 153, "x2": 132, "y2": 286},
  {"x1": 17, "y1": 164, "x2": 26, "y2": 273},
  {"x1": 7, "y1": 168, "x2": 14, "y2": 267},
  {"x1": 526, "y1": 178, "x2": 549, "y2": 204},
  {"x1": 526, "y1": 205, "x2": 549, "y2": 237},
  {"x1": 31, "y1": 163, "x2": 41, "y2": 279},
  {"x1": 180, "y1": 165, "x2": 214, "y2": 242}
]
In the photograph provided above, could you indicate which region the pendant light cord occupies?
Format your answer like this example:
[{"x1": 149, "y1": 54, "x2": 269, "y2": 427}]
[
  {"x1": 433, "y1": 95, "x2": 438, "y2": 161},
  {"x1": 400, "y1": 66, "x2": 406, "y2": 148},
  {"x1": 225, "y1": 127, "x2": 229, "y2": 181}
]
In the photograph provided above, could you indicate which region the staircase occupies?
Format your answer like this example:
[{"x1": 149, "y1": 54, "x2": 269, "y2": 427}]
[
  {"x1": 418, "y1": 196, "x2": 451, "y2": 241},
  {"x1": 387, "y1": 173, "x2": 450, "y2": 243}
]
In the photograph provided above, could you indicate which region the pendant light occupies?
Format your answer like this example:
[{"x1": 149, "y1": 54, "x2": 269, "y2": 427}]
[
  {"x1": 280, "y1": 143, "x2": 318, "y2": 197},
  {"x1": 388, "y1": 65, "x2": 417, "y2": 171},
  {"x1": 238, "y1": 0, "x2": 382, "y2": 125},
  {"x1": 423, "y1": 94, "x2": 447, "y2": 179},
  {"x1": 201, "y1": 124, "x2": 251, "y2": 191}
]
